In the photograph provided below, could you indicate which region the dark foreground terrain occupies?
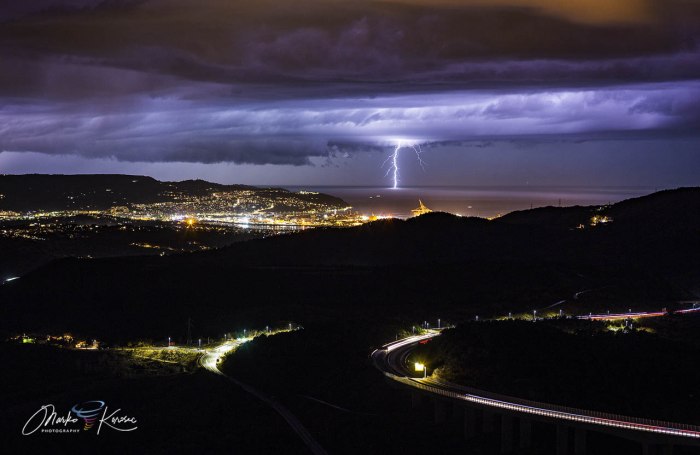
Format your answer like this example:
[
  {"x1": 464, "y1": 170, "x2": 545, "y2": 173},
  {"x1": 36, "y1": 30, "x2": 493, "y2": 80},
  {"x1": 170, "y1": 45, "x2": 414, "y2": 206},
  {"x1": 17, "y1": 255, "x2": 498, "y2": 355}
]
[
  {"x1": 2, "y1": 188, "x2": 700, "y2": 341},
  {"x1": 0, "y1": 343, "x2": 308, "y2": 455},
  {"x1": 1, "y1": 187, "x2": 700, "y2": 454},
  {"x1": 411, "y1": 314, "x2": 700, "y2": 424}
]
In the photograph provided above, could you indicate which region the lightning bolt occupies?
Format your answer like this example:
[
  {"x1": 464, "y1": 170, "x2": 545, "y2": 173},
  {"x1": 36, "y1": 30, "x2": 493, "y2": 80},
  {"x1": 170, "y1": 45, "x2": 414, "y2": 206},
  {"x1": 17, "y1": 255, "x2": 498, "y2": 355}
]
[
  {"x1": 411, "y1": 143, "x2": 426, "y2": 171},
  {"x1": 382, "y1": 140, "x2": 426, "y2": 189}
]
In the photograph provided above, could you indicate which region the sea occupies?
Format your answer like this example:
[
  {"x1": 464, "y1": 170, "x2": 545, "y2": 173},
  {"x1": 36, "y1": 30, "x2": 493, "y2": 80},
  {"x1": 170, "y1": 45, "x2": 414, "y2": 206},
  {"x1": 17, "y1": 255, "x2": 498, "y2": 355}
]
[{"x1": 285, "y1": 186, "x2": 661, "y2": 219}]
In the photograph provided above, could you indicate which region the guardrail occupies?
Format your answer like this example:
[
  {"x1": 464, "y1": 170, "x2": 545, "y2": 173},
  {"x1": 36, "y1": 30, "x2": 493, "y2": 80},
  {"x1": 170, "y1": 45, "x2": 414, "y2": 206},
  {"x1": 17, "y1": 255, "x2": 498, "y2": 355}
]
[{"x1": 376, "y1": 335, "x2": 700, "y2": 440}]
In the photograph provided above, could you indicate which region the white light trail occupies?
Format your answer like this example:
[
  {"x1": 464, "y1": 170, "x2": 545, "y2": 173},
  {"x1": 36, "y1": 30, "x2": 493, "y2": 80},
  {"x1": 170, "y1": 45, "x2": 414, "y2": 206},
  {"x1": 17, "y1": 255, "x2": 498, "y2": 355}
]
[{"x1": 382, "y1": 140, "x2": 426, "y2": 189}]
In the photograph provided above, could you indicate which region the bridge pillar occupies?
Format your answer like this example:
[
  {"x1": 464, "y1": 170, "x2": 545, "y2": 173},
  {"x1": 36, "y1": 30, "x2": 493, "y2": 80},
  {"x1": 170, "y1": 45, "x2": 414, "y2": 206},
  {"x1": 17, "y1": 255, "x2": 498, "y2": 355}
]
[
  {"x1": 574, "y1": 428, "x2": 586, "y2": 455},
  {"x1": 556, "y1": 424, "x2": 569, "y2": 455},
  {"x1": 500, "y1": 415, "x2": 514, "y2": 454},
  {"x1": 642, "y1": 443, "x2": 673, "y2": 455},
  {"x1": 483, "y1": 409, "x2": 497, "y2": 433},
  {"x1": 434, "y1": 399, "x2": 448, "y2": 424},
  {"x1": 464, "y1": 407, "x2": 477, "y2": 440},
  {"x1": 411, "y1": 391, "x2": 423, "y2": 409},
  {"x1": 519, "y1": 418, "x2": 532, "y2": 450},
  {"x1": 642, "y1": 443, "x2": 658, "y2": 455},
  {"x1": 452, "y1": 401, "x2": 464, "y2": 421}
]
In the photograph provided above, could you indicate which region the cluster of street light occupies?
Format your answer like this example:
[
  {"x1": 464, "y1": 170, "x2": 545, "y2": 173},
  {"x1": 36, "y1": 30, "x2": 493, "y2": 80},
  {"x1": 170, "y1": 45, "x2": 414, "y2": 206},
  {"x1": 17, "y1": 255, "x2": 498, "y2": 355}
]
[{"x1": 377, "y1": 333, "x2": 700, "y2": 440}]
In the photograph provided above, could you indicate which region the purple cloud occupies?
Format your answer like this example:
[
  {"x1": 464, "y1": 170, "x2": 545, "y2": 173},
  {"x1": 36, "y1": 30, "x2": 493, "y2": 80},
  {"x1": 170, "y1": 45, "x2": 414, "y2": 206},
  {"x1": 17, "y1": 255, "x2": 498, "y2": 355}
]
[
  {"x1": 1, "y1": 0, "x2": 700, "y2": 167},
  {"x1": 1, "y1": 82, "x2": 699, "y2": 165}
]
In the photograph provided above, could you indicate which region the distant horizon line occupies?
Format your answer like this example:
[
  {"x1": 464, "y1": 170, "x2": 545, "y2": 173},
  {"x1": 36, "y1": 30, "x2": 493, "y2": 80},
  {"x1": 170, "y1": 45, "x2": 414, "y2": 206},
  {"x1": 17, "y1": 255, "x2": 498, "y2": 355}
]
[{"x1": 1, "y1": 173, "x2": 695, "y2": 191}]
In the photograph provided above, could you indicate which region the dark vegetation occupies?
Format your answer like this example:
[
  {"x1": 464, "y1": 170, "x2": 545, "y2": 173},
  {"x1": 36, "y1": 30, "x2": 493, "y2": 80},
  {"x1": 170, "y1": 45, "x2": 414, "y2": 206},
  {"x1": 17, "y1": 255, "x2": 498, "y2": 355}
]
[
  {"x1": 221, "y1": 321, "x2": 517, "y2": 454},
  {"x1": 0, "y1": 217, "x2": 271, "y2": 278},
  {"x1": 1, "y1": 187, "x2": 699, "y2": 342},
  {"x1": 412, "y1": 315, "x2": 700, "y2": 424},
  {"x1": 221, "y1": 320, "x2": 700, "y2": 455},
  {"x1": 498, "y1": 187, "x2": 700, "y2": 230},
  {"x1": 0, "y1": 344, "x2": 308, "y2": 454},
  {"x1": 2, "y1": 187, "x2": 700, "y2": 454}
]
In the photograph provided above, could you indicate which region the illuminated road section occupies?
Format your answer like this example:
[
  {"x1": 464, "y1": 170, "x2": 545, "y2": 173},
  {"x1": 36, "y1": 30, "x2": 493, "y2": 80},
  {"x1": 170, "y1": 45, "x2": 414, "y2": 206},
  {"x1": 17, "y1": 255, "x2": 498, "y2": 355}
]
[
  {"x1": 373, "y1": 333, "x2": 700, "y2": 442},
  {"x1": 577, "y1": 305, "x2": 700, "y2": 321},
  {"x1": 199, "y1": 334, "x2": 328, "y2": 455},
  {"x1": 199, "y1": 339, "x2": 246, "y2": 374},
  {"x1": 578, "y1": 310, "x2": 667, "y2": 321}
]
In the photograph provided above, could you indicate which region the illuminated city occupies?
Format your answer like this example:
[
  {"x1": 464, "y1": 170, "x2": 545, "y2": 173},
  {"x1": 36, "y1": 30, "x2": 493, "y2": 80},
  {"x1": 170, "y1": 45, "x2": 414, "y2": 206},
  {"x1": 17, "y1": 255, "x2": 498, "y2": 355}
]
[{"x1": 2, "y1": 1, "x2": 700, "y2": 454}]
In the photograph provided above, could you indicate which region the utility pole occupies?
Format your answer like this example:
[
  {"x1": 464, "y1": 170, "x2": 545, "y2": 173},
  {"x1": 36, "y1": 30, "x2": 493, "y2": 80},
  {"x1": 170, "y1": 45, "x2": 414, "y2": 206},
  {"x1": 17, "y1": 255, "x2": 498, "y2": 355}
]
[{"x1": 186, "y1": 317, "x2": 194, "y2": 346}]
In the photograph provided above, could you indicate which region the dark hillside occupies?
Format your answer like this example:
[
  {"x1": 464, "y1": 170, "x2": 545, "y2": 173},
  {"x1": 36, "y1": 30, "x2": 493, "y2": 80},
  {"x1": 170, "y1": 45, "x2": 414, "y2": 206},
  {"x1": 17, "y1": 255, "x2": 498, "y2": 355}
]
[{"x1": 1, "y1": 189, "x2": 699, "y2": 341}]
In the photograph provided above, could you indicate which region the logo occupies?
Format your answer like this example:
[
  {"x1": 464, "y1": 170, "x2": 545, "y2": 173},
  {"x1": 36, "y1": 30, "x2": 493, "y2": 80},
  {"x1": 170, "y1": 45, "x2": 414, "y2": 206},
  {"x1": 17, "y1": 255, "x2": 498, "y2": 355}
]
[
  {"x1": 71, "y1": 401, "x2": 105, "y2": 431},
  {"x1": 22, "y1": 401, "x2": 138, "y2": 436}
]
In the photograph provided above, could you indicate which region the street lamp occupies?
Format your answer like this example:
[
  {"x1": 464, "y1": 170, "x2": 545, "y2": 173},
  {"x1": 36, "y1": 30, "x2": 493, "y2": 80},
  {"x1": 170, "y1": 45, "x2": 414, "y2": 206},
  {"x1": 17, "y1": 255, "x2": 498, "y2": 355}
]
[
  {"x1": 167, "y1": 336, "x2": 171, "y2": 347},
  {"x1": 198, "y1": 339, "x2": 201, "y2": 349},
  {"x1": 414, "y1": 362, "x2": 427, "y2": 379},
  {"x1": 438, "y1": 318, "x2": 441, "y2": 329},
  {"x1": 533, "y1": 310, "x2": 537, "y2": 321}
]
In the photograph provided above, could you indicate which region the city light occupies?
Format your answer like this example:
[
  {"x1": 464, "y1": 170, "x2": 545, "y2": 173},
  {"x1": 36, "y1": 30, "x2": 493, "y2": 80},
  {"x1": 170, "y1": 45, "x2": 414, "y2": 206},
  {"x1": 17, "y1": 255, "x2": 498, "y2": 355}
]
[{"x1": 0, "y1": 186, "x2": 370, "y2": 230}]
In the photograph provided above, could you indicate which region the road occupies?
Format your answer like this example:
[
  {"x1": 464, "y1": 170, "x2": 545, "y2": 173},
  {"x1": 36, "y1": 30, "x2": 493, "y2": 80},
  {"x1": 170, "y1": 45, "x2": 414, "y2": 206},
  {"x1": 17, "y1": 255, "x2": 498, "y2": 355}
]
[
  {"x1": 578, "y1": 305, "x2": 700, "y2": 321},
  {"x1": 199, "y1": 337, "x2": 328, "y2": 455},
  {"x1": 372, "y1": 332, "x2": 700, "y2": 441},
  {"x1": 578, "y1": 310, "x2": 667, "y2": 321}
]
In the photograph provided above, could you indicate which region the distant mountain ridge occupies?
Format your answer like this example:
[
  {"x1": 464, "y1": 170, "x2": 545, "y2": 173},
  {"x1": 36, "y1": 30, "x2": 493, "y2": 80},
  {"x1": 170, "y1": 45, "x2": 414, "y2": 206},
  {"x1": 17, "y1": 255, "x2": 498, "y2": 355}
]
[
  {"x1": 0, "y1": 174, "x2": 347, "y2": 212},
  {"x1": 497, "y1": 187, "x2": 700, "y2": 230},
  {"x1": 1, "y1": 187, "x2": 699, "y2": 340},
  {"x1": 196, "y1": 187, "x2": 700, "y2": 267}
]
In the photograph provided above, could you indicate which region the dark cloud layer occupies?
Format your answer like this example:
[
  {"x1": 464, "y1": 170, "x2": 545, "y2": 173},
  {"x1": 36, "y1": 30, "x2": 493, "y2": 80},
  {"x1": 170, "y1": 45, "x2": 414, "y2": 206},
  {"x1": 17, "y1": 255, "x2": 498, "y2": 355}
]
[{"x1": 1, "y1": 0, "x2": 700, "y2": 167}]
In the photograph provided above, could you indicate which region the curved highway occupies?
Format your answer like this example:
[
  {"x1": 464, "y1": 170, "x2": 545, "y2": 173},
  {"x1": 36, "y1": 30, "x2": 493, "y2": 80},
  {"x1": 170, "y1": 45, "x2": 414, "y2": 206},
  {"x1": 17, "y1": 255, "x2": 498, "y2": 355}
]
[
  {"x1": 372, "y1": 332, "x2": 700, "y2": 442},
  {"x1": 578, "y1": 304, "x2": 700, "y2": 321},
  {"x1": 200, "y1": 338, "x2": 328, "y2": 455}
]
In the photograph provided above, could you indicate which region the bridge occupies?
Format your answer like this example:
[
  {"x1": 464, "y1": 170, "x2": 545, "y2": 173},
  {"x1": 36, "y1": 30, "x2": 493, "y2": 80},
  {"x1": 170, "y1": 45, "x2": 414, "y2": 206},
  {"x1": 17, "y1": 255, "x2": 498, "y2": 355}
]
[{"x1": 372, "y1": 332, "x2": 700, "y2": 455}]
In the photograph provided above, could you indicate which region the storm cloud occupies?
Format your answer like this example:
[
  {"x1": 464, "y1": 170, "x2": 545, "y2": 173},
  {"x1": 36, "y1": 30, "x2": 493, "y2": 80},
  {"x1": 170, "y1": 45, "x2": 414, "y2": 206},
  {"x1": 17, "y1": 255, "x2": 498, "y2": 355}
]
[{"x1": 1, "y1": 0, "x2": 700, "y2": 166}]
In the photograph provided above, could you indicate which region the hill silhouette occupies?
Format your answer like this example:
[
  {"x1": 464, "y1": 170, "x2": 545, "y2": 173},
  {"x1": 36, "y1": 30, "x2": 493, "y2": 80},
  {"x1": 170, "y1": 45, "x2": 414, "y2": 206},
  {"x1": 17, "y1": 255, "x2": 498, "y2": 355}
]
[
  {"x1": 1, "y1": 188, "x2": 698, "y2": 341},
  {"x1": 0, "y1": 174, "x2": 346, "y2": 211},
  {"x1": 498, "y1": 187, "x2": 700, "y2": 231}
]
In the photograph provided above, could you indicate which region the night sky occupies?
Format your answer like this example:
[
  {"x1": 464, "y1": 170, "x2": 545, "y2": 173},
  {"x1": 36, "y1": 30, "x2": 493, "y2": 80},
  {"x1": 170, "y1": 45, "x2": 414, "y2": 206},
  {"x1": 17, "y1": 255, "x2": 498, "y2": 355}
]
[{"x1": 1, "y1": 0, "x2": 700, "y2": 187}]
